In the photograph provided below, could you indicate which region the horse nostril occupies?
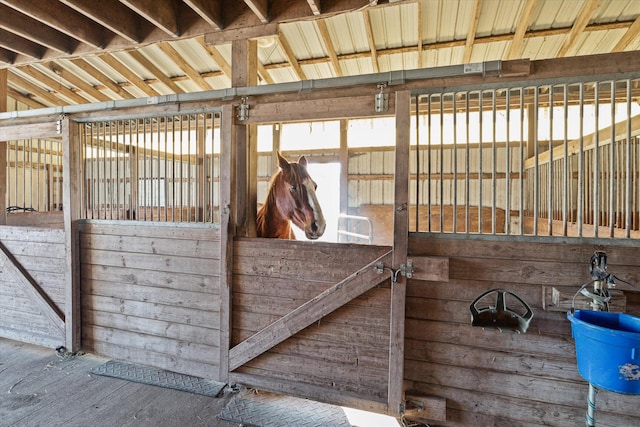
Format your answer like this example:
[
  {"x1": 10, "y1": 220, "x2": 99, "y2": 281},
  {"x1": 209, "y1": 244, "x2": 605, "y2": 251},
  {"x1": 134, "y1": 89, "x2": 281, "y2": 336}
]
[{"x1": 311, "y1": 221, "x2": 318, "y2": 232}]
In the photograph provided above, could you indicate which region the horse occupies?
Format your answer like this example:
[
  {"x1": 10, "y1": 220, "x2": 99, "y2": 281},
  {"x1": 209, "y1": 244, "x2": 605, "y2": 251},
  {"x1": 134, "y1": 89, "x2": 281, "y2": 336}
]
[{"x1": 256, "y1": 152, "x2": 326, "y2": 240}]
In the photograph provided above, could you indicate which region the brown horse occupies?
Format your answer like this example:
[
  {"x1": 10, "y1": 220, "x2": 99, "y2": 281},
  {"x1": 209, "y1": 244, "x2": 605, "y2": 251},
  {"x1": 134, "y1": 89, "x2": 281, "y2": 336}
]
[{"x1": 256, "y1": 152, "x2": 326, "y2": 239}]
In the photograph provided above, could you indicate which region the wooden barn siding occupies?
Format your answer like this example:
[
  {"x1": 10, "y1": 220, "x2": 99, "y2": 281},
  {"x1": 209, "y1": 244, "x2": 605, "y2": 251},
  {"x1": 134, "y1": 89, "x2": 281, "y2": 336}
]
[
  {"x1": 79, "y1": 222, "x2": 222, "y2": 379},
  {"x1": 406, "y1": 234, "x2": 640, "y2": 427},
  {"x1": 0, "y1": 226, "x2": 65, "y2": 348},
  {"x1": 231, "y1": 238, "x2": 392, "y2": 405}
]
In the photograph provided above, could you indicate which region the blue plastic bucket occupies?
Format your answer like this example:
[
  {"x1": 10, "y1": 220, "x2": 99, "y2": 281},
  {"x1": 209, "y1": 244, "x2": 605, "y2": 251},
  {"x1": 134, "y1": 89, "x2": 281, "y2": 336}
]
[{"x1": 567, "y1": 310, "x2": 640, "y2": 394}]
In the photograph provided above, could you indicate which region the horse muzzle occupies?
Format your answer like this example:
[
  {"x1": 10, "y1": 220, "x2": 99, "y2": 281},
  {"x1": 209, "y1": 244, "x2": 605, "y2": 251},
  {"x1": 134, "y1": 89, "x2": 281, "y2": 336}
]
[{"x1": 305, "y1": 220, "x2": 326, "y2": 240}]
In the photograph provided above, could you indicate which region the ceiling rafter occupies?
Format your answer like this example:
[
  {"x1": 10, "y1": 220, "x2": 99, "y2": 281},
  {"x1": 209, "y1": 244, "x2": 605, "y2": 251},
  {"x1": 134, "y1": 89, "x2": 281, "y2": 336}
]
[
  {"x1": 197, "y1": 37, "x2": 231, "y2": 79},
  {"x1": 557, "y1": 0, "x2": 602, "y2": 57},
  {"x1": 46, "y1": 62, "x2": 112, "y2": 102},
  {"x1": 0, "y1": 3, "x2": 76, "y2": 54},
  {"x1": 244, "y1": 0, "x2": 269, "y2": 24},
  {"x1": 316, "y1": 19, "x2": 343, "y2": 77},
  {"x1": 183, "y1": 0, "x2": 223, "y2": 30},
  {"x1": 61, "y1": 0, "x2": 144, "y2": 43},
  {"x1": 96, "y1": 54, "x2": 160, "y2": 97},
  {"x1": 463, "y1": 0, "x2": 483, "y2": 63},
  {"x1": 17, "y1": 65, "x2": 90, "y2": 104},
  {"x1": 157, "y1": 41, "x2": 213, "y2": 90},
  {"x1": 125, "y1": 49, "x2": 185, "y2": 93},
  {"x1": 68, "y1": 58, "x2": 134, "y2": 100},
  {"x1": 8, "y1": 71, "x2": 69, "y2": 106},
  {"x1": 612, "y1": 14, "x2": 640, "y2": 52},
  {"x1": 307, "y1": 0, "x2": 321, "y2": 15},
  {"x1": 277, "y1": 28, "x2": 307, "y2": 80},
  {"x1": 119, "y1": 0, "x2": 181, "y2": 37},
  {"x1": 507, "y1": 0, "x2": 538, "y2": 60},
  {"x1": 0, "y1": 29, "x2": 43, "y2": 59},
  {"x1": 1, "y1": 0, "x2": 107, "y2": 49},
  {"x1": 362, "y1": 9, "x2": 379, "y2": 73},
  {"x1": 6, "y1": 86, "x2": 44, "y2": 109},
  {"x1": 416, "y1": 1, "x2": 423, "y2": 69}
]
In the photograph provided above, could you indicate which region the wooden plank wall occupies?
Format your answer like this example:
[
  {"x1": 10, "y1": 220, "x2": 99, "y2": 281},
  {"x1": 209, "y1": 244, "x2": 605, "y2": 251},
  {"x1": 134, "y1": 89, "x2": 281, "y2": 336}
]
[
  {"x1": 231, "y1": 238, "x2": 392, "y2": 409},
  {"x1": 0, "y1": 226, "x2": 65, "y2": 348},
  {"x1": 406, "y1": 235, "x2": 640, "y2": 426},
  {"x1": 79, "y1": 222, "x2": 222, "y2": 379}
]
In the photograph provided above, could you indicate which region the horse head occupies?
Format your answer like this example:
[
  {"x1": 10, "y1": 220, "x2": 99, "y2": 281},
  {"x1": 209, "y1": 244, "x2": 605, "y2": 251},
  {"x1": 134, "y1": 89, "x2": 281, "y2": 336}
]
[{"x1": 258, "y1": 152, "x2": 326, "y2": 239}]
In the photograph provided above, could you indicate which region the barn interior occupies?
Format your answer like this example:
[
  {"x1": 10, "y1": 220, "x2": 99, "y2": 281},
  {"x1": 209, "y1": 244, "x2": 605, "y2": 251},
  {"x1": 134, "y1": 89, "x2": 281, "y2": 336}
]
[{"x1": 2, "y1": 1, "x2": 640, "y2": 426}]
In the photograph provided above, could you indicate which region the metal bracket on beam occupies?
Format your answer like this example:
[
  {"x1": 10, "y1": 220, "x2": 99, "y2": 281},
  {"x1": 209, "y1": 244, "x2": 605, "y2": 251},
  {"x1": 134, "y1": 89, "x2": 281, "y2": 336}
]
[
  {"x1": 375, "y1": 260, "x2": 413, "y2": 283},
  {"x1": 236, "y1": 97, "x2": 250, "y2": 121}
]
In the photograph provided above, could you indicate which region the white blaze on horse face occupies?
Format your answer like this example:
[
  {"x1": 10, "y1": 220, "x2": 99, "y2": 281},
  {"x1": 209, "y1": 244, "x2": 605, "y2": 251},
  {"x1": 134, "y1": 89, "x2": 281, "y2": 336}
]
[{"x1": 303, "y1": 178, "x2": 326, "y2": 239}]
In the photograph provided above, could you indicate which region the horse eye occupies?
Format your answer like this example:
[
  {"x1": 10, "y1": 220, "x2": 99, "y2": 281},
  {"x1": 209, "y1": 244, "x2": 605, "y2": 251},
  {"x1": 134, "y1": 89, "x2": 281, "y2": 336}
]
[{"x1": 290, "y1": 185, "x2": 297, "y2": 192}]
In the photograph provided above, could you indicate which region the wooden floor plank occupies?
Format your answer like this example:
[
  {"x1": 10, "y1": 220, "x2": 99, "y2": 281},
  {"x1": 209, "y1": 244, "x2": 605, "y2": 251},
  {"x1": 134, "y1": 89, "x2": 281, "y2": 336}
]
[{"x1": 0, "y1": 337, "x2": 237, "y2": 427}]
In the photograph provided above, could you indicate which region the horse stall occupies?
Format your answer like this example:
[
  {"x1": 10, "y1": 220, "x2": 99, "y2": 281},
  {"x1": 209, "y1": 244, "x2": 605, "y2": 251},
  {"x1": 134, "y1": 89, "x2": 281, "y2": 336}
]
[{"x1": 2, "y1": 51, "x2": 640, "y2": 426}]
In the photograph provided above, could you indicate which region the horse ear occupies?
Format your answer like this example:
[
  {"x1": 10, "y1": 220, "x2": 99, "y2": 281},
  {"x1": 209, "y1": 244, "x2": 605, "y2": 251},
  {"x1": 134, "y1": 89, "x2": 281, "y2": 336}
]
[
  {"x1": 277, "y1": 151, "x2": 290, "y2": 171},
  {"x1": 298, "y1": 156, "x2": 307, "y2": 168}
]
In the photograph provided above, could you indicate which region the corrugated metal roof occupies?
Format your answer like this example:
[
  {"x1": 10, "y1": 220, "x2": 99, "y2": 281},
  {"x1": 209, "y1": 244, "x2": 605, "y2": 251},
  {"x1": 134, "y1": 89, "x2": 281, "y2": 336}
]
[{"x1": 2, "y1": 0, "x2": 640, "y2": 109}]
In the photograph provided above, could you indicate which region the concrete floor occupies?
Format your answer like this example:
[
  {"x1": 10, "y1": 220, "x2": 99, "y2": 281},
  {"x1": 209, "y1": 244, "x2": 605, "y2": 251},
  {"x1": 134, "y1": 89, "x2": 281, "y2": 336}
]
[{"x1": 0, "y1": 337, "x2": 239, "y2": 427}]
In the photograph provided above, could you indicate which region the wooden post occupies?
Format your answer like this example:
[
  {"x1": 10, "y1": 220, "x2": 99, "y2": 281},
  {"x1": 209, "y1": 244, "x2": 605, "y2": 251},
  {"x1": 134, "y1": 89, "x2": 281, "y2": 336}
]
[
  {"x1": 62, "y1": 116, "x2": 81, "y2": 351},
  {"x1": 218, "y1": 104, "x2": 236, "y2": 382},
  {"x1": 0, "y1": 69, "x2": 7, "y2": 225},
  {"x1": 339, "y1": 119, "x2": 349, "y2": 216},
  {"x1": 388, "y1": 90, "x2": 411, "y2": 416},
  {"x1": 231, "y1": 39, "x2": 258, "y2": 237}
]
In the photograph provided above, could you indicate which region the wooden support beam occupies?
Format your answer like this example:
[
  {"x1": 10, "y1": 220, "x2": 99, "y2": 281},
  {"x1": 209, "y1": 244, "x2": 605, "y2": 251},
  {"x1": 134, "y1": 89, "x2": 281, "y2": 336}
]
[
  {"x1": 62, "y1": 116, "x2": 81, "y2": 351},
  {"x1": 556, "y1": 0, "x2": 602, "y2": 57},
  {"x1": 61, "y1": 0, "x2": 143, "y2": 43},
  {"x1": 157, "y1": 41, "x2": 213, "y2": 90},
  {"x1": 507, "y1": 0, "x2": 537, "y2": 60},
  {"x1": 44, "y1": 62, "x2": 112, "y2": 102},
  {"x1": 97, "y1": 54, "x2": 160, "y2": 97},
  {"x1": 184, "y1": 0, "x2": 223, "y2": 30},
  {"x1": 277, "y1": 28, "x2": 307, "y2": 80},
  {"x1": 7, "y1": 72, "x2": 69, "y2": 106},
  {"x1": 612, "y1": 14, "x2": 640, "y2": 52},
  {"x1": 229, "y1": 250, "x2": 393, "y2": 371},
  {"x1": 0, "y1": 68, "x2": 6, "y2": 225},
  {"x1": 244, "y1": 0, "x2": 269, "y2": 23},
  {"x1": 198, "y1": 37, "x2": 232, "y2": 81},
  {"x1": 125, "y1": 49, "x2": 185, "y2": 93},
  {"x1": 463, "y1": 0, "x2": 483, "y2": 63},
  {"x1": 307, "y1": 0, "x2": 321, "y2": 15},
  {"x1": 362, "y1": 9, "x2": 379, "y2": 73},
  {"x1": 389, "y1": 89, "x2": 410, "y2": 416},
  {"x1": 316, "y1": 19, "x2": 343, "y2": 76},
  {"x1": 119, "y1": 0, "x2": 180, "y2": 37},
  {"x1": 0, "y1": 28, "x2": 43, "y2": 59},
  {"x1": 69, "y1": 58, "x2": 134, "y2": 99},
  {"x1": 18, "y1": 65, "x2": 92, "y2": 104},
  {"x1": 218, "y1": 104, "x2": 235, "y2": 382}
]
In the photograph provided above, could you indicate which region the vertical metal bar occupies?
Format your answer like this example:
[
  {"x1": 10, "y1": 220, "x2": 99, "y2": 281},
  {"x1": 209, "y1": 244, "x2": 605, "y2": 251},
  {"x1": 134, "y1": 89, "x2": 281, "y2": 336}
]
[
  {"x1": 563, "y1": 84, "x2": 569, "y2": 236},
  {"x1": 533, "y1": 88, "x2": 539, "y2": 236},
  {"x1": 578, "y1": 83, "x2": 585, "y2": 237},
  {"x1": 478, "y1": 90, "x2": 483, "y2": 233},
  {"x1": 491, "y1": 89, "x2": 497, "y2": 235},
  {"x1": 548, "y1": 88, "x2": 554, "y2": 235},
  {"x1": 108, "y1": 121, "x2": 114, "y2": 219},
  {"x1": 609, "y1": 81, "x2": 616, "y2": 237},
  {"x1": 179, "y1": 115, "x2": 184, "y2": 222},
  {"x1": 415, "y1": 96, "x2": 420, "y2": 233},
  {"x1": 150, "y1": 118, "x2": 155, "y2": 222},
  {"x1": 164, "y1": 117, "x2": 169, "y2": 222},
  {"x1": 519, "y1": 88, "x2": 525, "y2": 235},
  {"x1": 586, "y1": 383, "x2": 598, "y2": 426},
  {"x1": 625, "y1": 80, "x2": 632, "y2": 237},
  {"x1": 427, "y1": 95, "x2": 432, "y2": 232},
  {"x1": 452, "y1": 93, "x2": 458, "y2": 234},
  {"x1": 594, "y1": 83, "x2": 600, "y2": 237},
  {"x1": 439, "y1": 93, "x2": 444, "y2": 232},
  {"x1": 505, "y1": 89, "x2": 511, "y2": 235},
  {"x1": 466, "y1": 92, "x2": 471, "y2": 234}
]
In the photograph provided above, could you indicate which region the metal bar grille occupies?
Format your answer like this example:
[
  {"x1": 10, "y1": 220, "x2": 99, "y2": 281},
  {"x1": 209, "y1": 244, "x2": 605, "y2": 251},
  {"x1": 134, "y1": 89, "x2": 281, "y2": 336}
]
[
  {"x1": 412, "y1": 76, "x2": 640, "y2": 239},
  {"x1": 5, "y1": 138, "x2": 63, "y2": 213},
  {"x1": 78, "y1": 111, "x2": 221, "y2": 224}
]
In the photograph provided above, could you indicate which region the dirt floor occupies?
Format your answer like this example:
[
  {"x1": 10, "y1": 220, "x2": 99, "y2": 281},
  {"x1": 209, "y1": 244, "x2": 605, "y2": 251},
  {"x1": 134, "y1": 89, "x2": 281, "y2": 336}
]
[{"x1": 0, "y1": 337, "x2": 240, "y2": 427}]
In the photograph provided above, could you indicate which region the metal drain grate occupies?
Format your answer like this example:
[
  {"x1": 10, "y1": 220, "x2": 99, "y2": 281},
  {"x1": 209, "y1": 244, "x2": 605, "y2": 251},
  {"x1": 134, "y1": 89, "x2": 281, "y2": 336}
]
[
  {"x1": 217, "y1": 391, "x2": 352, "y2": 427},
  {"x1": 91, "y1": 360, "x2": 226, "y2": 397}
]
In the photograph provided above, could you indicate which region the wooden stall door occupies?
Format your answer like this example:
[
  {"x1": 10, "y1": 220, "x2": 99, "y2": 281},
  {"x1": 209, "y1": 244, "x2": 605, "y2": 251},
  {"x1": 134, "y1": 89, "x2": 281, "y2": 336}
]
[
  {"x1": 229, "y1": 238, "x2": 402, "y2": 415},
  {"x1": 0, "y1": 119, "x2": 68, "y2": 348}
]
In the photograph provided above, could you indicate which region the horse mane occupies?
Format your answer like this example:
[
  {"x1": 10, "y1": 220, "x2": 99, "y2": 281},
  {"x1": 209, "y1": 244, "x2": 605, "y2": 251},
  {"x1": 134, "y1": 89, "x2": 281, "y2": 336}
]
[{"x1": 256, "y1": 171, "x2": 294, "y2": 239}]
